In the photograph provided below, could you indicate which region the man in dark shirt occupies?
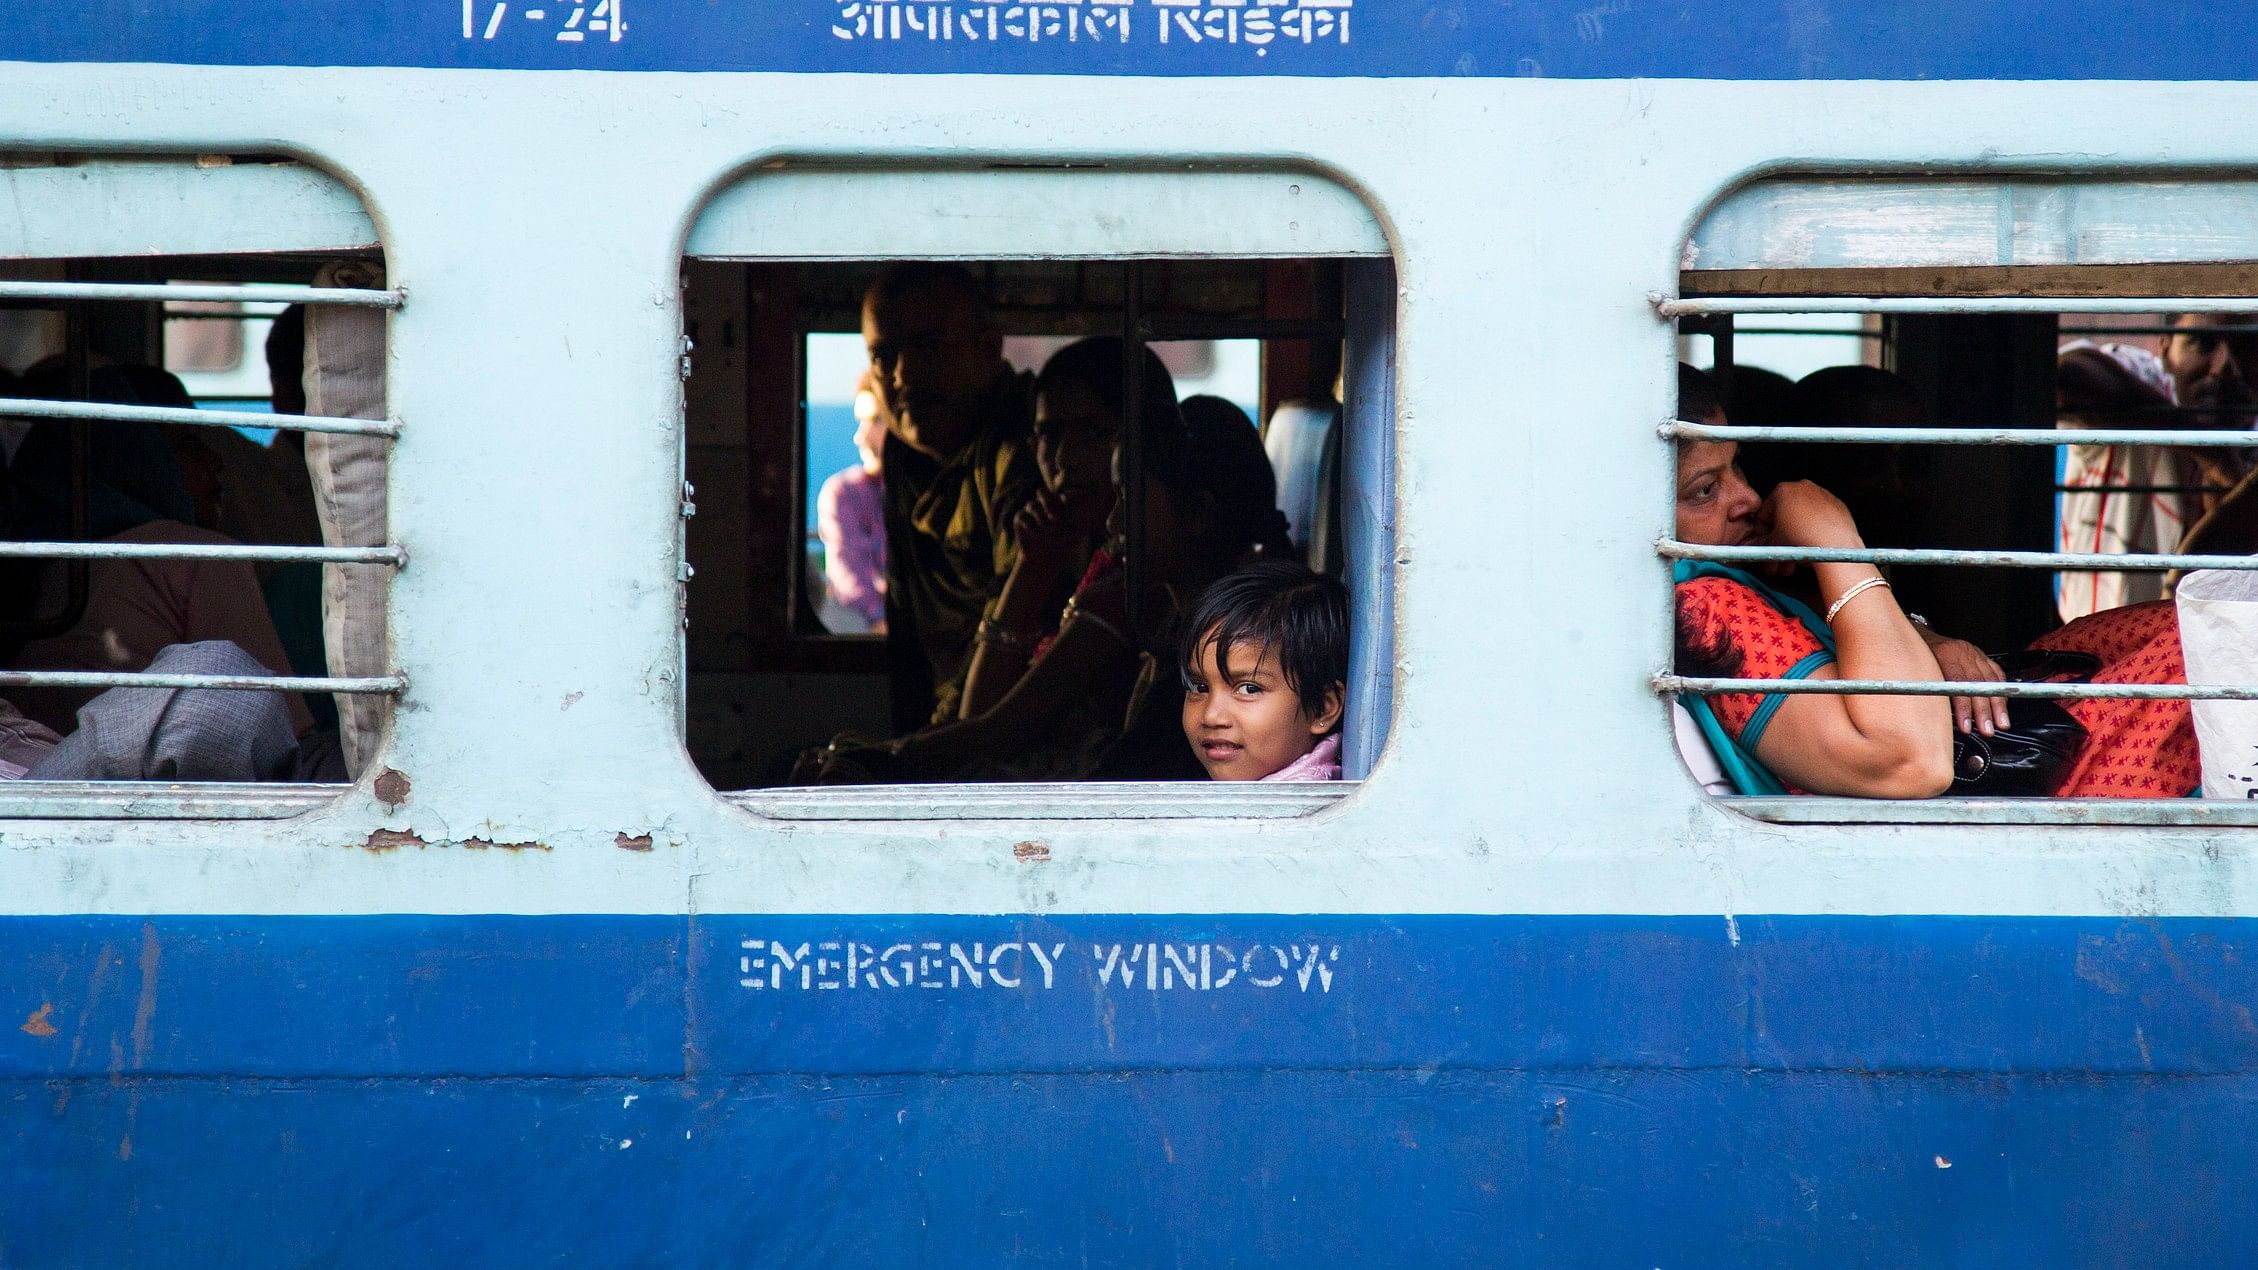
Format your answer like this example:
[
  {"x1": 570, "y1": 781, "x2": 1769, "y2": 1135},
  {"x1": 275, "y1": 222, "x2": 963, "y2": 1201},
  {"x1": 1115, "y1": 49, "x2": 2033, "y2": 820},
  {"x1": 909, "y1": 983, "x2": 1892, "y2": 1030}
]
[{"x1": 864, "y1": 263, "x2": 1041, "y2": 729}]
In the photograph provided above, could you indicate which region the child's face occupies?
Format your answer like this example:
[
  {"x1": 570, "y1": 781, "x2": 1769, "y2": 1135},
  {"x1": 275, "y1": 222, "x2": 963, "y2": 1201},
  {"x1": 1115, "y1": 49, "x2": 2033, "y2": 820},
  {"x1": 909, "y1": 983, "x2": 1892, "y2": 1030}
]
[{"x1": 1180, "y1": 632, "x2": 1344, "y2": 781}]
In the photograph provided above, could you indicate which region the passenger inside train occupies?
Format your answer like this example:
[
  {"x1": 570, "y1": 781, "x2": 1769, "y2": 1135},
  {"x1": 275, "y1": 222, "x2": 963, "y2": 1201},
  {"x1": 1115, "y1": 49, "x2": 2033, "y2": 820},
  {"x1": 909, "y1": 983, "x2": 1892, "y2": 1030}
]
[
  {"x1": 1672, "y1": 363, "x2": 2203, "y2": 799},
  {"x1": 683, "y1": 255, "x2": 1365, "y2": 789},
  {"x1": 0, "y1": 244, "x2": 391, "y2": 786},
  {"x1": 1178, "y1": 558, "x2": 1348, "y2": 783}
]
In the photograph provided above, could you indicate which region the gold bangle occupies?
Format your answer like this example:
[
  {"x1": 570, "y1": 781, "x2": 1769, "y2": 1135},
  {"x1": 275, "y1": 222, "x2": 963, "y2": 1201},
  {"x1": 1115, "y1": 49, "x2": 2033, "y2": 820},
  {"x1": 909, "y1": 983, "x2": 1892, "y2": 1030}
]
[{"x1": 1823, "y1": 576, "x2": 1893, "y2": 624}]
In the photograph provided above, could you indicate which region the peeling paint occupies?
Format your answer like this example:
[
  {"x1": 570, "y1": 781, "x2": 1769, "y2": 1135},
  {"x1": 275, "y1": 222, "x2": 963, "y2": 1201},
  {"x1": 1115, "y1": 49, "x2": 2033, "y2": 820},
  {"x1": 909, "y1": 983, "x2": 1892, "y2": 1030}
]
[
  {"x1": 358, "y1": 829, "x2": 548, "y2": 853},
  {"x1": 460, "y1": 837, "x2": 549, "y2": 852},
  {"x1": 361, "y1": 829, "x2": 426, "y2": 852},
  {"x1": 1013, "y1": 840, "x2": 1050, "y2": 863},
  {"x1": 616, "y1": 833, "x2": 655, "y2": 852},
  {"x1": 372, "y1": 768, "x2": 412, "y2": 807},
  {"x1": 131, "y1": 923, "x2": 159, "y2": 1070},
  {"x1": 19, "y1": 1002, "x2": 55, "y2": 1037}
]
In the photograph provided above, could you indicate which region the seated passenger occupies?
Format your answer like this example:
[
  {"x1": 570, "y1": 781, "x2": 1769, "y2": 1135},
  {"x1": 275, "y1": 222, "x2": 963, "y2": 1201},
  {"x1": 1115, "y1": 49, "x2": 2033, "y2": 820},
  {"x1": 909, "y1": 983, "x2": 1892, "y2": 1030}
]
[
  {"x1": 1178, "y1": 560, "x2": 1347, "y2": 782},
  {"x1": 800, "y1": 383, "x2": 1291, "y2": 784},
  {"x1": 11, "y1": 641, "x2": 326, "y2": 782},
  {"x1": 863, "y1": 262, "x2": 1043, "y2": 730},
  {"x1": 815, "y1": 374, "x2": 889, "y2": 634},
  {"x1": 0, "y1": 364, "x2": 314, "y2": 736},
  {"x1": 1673, "y1": 365, "x2": 2198, "y2": 799},
  {"x1": 954, "y1": 338, "x2": 1179, "y2": 721}
]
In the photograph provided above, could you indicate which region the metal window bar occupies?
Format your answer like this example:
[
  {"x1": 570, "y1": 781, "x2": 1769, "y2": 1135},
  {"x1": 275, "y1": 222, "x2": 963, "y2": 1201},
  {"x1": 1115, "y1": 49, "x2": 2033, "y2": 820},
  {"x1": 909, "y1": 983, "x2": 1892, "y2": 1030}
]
[
  {"x1": 1660, "y1": 539, "x2": 2258, "y2": 573},
  {"x1": 1657, "y1": 295, "x2": 2258, "y2": 317},
  {"x1": 1654, "y1": 675, "x2": 2258, "y2": 703},
  {"x1": 0, "y1": 281, "x2": 402, "y2": 308},
  {"x1": 1661, "y1": 297, "x2": 2258, "y2": 750},
  {"x1": 0, "y1": 276, "x2": 404, "y2": 690},
  {"x1": 0, "y1": 541, "x2": 403, "y2": 565},
  {"x1": 1121, "y1": 264, "x2": 1147, "y2": 644},
  {"x1": 0, "y1": 396, "x2": 398, "y2": 438},
  {"x1": 1663, "y1": 420, "x2": 2258, "y2": 449},
  {"x1": 0, "y1": 669, "x2": 403, "y2": 695}
]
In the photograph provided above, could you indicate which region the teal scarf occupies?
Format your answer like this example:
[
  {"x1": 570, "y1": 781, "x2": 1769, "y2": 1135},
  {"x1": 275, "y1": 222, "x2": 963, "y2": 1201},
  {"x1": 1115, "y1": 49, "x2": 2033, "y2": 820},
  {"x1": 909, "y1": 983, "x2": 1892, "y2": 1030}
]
[{"x1": 1672, "y1": 561, "x2": 1838, "y2": 795}]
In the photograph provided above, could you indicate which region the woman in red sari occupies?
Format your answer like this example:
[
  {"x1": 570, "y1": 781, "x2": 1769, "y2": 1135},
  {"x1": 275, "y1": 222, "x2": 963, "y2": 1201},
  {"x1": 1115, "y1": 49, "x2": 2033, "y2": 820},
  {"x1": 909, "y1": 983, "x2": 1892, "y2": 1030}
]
[{"x1": 1673, "y1": 388, "x2": 2198, "y2": 800}]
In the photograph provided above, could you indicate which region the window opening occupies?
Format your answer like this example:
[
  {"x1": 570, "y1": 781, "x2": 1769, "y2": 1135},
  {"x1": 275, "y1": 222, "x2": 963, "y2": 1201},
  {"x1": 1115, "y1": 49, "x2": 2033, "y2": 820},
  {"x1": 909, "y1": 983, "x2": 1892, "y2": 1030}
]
[
  {"x1": 683, "y1": 254, "x2": 1392, "y2": 801},
  {"x1": 1663, "y1": 287, "x2": 2258, "y2": 814},
  {"x1": 0, "y1": 167, "x2": 400, "y2": 807}
]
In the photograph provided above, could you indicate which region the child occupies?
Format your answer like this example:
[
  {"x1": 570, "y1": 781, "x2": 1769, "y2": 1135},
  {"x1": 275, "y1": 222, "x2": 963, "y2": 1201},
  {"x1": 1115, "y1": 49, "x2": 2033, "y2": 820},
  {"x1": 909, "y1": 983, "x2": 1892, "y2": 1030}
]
[{"x1": 1179, "y1": 559, "x2": 1348, "y2": 782}]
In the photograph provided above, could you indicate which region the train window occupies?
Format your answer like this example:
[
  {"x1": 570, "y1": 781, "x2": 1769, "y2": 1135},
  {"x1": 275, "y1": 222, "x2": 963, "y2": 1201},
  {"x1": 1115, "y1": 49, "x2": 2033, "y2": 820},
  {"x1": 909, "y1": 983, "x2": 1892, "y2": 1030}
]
[
  {"x1": 679, "y1": 166, "x2": 1394, "y2": 812},
  {"x1": 0, "y1": 154, "x2": 399, "y2": 817},
  {"x1": 1665, "y1": 174, "x2": 2258, "y2": 824}
]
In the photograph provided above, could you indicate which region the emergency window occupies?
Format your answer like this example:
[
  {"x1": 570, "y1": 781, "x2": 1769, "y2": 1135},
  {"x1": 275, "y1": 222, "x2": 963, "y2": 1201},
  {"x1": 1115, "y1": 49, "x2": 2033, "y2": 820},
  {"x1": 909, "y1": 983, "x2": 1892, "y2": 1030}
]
[
  {"x1": 0, "y1": 154, "x2": 399, "y2": 816},
  {"x1": 679, "y1": 166, "x2": 1395, "y2": 812},
  {"x1": 1666, "y1": 173, "x2": 2258, "y2": 823}
]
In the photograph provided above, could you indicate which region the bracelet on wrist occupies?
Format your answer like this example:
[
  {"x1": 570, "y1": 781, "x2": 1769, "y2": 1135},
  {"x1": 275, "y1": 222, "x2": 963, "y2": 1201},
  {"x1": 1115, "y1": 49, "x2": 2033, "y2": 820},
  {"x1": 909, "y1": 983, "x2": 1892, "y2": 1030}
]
[
  {"x1": 1823, "y1": 576, "x2": 1893, "y2": 624},
  {"x1": 975, "y1": 617, "x2": 1037, "y2": 655}
]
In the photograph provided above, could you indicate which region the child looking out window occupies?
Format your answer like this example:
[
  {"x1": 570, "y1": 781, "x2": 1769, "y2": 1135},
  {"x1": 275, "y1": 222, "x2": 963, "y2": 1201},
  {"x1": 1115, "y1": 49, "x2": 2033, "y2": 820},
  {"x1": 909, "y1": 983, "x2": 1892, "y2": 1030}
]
[{"x1": 1179, "y1": 560, "x2": 1348, "y2": 782}]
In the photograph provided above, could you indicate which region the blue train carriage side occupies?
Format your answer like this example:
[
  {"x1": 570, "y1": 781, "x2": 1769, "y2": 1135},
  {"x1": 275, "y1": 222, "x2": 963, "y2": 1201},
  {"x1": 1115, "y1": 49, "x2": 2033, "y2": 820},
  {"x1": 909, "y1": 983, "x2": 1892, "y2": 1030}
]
[{"x1": 4, "y1": 2, "x2": 2258, "y2": 1265}]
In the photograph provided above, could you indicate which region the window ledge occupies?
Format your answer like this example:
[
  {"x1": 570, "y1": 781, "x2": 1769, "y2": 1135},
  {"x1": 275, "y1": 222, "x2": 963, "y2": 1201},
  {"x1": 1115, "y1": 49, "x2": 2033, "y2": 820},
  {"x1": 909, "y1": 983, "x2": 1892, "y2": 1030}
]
[
  {"x1": 1728, "y1": 795, "x2": 2257, "y2": 827},
  {"x1": 725, "y1": 780, "x2": 1356, "y2": 822},
  {"x1": 0, "y1": 782, "x2": 345, "y2": 820}
]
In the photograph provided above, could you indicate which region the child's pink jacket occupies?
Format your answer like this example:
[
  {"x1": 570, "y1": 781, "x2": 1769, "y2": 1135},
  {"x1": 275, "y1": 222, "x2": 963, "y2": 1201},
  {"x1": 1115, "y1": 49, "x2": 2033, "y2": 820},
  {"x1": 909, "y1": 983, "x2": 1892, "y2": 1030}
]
[{"x1": 1260, "y1": 733, "x2": 1341, "y2": 782}]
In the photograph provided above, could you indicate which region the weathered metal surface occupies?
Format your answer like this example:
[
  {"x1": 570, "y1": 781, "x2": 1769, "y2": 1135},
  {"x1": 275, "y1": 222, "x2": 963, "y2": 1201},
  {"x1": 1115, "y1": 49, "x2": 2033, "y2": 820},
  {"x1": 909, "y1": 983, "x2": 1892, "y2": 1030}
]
[
  {"x1": 689, "y1": 169, "x2": 1389, "y2": 261},
  {"x1": 0, "y1": 160, "x2": 377, "y2": 260},
  {"x1": 11, "y1": 0, "x2": 2258, "y2": 79},
  {"x1": 0, "y1": 29, "x2": 2254, "y2": 1270},
  {"x1": 1691, "y1": 177, "x2": 2258, "y2": 272},
  {"x1": 1, "y1": 914, "x2": 2254, "y2": 1265}
]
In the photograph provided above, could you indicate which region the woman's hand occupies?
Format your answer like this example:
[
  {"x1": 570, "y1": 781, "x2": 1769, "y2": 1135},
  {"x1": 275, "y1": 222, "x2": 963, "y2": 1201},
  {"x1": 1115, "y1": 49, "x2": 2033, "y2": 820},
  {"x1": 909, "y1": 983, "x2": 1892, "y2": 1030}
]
[
  {"x1": 1758, "y1": 480, "x2": 1865, "y2": 550},
  {"x1": 1918, "y1": 630, "x2": 2009, "y2": 736},
  {"x1": 1012, "y1": 488, "x2": 1079, "y2": 575}
]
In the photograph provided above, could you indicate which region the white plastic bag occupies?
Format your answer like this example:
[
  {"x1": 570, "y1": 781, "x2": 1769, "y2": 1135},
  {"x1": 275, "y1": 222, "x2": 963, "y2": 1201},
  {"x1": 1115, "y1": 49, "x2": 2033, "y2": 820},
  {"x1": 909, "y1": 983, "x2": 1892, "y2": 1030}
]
[{"x1": 2172, "y1": 569, "x2": 2258, "y2": 798}]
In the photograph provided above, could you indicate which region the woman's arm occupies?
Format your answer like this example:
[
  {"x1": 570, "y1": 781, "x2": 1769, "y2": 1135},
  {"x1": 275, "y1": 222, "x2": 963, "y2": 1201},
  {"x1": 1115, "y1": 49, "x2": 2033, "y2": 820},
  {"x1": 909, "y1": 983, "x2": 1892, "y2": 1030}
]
[
  {"x1": 893, "y1": 610, "x2": 1140, "y2": 779},
  {"x1": 958, "y1": 488, "x2": 1082, "y2": 719},
  {"x1": 1748, "y1": 482, "x2": 1955, "y2": 798}
]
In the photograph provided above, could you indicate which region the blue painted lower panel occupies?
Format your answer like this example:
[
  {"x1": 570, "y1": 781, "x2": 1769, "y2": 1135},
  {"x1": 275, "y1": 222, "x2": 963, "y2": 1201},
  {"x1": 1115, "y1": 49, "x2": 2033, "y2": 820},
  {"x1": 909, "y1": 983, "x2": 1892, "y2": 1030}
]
[{"x1": 3, "y1": 914, "x2": 2254, "y2": 1266}]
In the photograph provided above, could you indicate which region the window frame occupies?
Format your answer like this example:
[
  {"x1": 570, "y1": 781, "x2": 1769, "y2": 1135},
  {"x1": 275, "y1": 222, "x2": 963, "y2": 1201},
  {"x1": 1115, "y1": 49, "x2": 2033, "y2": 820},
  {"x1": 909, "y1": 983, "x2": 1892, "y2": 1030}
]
[
  {"x1": 0, "y1": 154, "x2": 400, "y2": 818},
  {"x1": 679, "y1": 163, "x2": 1400, "y2": 815},
  {"x1": 1670, "y1": 172, "x2": 2258, "y2": 827}
]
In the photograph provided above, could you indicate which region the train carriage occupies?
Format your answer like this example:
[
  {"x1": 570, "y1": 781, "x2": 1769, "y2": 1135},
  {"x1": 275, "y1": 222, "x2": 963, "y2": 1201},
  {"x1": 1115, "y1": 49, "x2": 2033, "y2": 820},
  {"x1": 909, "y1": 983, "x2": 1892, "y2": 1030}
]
[{"x1": 3, "y1": 2, "x2": 2258, "y2": 1264}]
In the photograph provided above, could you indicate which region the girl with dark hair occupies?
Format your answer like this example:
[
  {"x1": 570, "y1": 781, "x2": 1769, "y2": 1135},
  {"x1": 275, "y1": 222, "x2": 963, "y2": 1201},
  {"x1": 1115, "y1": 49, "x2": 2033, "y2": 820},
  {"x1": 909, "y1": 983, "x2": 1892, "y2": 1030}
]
[{"x1": 1178, "y1": 559, "x2": 1349, "y2": 782}]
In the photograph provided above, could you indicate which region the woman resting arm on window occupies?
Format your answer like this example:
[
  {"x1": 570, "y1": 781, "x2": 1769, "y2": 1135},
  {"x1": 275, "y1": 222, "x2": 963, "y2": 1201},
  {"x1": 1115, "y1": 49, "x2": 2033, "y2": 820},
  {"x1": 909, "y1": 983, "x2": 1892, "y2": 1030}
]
[
  {"x1": 1674, "y1": 437, "x2": 1954, "y2": 798},
  {"x1": 1675, "y1": 434, "x2": 2203, "y2": 799}
]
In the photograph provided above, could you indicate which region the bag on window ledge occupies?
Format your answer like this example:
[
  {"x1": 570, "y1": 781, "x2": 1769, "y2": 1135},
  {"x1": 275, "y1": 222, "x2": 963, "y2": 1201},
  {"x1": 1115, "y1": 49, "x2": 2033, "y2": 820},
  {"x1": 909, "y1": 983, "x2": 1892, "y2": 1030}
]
[
  {"x1": 2174, "y1": 569, "x2": 2258, "y2": 798},
  {"x1": 1948, "y1": 650, "x2": 2097, "y2": 796}
]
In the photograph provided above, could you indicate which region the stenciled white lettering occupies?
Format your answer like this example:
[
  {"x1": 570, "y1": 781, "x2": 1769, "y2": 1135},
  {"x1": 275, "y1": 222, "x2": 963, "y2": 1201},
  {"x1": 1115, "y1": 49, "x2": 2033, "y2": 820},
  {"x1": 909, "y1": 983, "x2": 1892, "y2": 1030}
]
[{"x1": 736, "y1": 935, "x2": 1342, "y2": 995}]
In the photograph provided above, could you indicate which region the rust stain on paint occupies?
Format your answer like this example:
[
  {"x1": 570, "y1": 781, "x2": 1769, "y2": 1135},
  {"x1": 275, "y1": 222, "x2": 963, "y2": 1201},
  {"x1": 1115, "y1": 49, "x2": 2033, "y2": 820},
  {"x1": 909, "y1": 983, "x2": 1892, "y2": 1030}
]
[
  {"x1": 362, "y1": 828, "x2": 427, "y2": 852},
  {"x1": 372, "y1": 768, "x2": 412, "y2": 807},
  {"x1": 616, "y1": 833, "x2": 655, "y2": 852},
  {"x1": 1013, "y1": 840, "x2": 1051, "y2": 863},
  {"x1": 19, "y1": 1002, "x2": 55, "y2": 1037}
]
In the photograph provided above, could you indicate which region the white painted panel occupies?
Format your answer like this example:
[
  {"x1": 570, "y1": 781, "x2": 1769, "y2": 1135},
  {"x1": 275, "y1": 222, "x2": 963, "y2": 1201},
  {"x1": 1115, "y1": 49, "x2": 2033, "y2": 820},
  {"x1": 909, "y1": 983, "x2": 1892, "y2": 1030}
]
[
  {"x1": 687, "y1": 167, "x2": 1387, "y2": 259},
  {"x1": 1691, "y1": 178, "x2": 2258, "y2": 271},
  {"x1": 0, "y1": 158, "x2": 377, "y2": 259}
]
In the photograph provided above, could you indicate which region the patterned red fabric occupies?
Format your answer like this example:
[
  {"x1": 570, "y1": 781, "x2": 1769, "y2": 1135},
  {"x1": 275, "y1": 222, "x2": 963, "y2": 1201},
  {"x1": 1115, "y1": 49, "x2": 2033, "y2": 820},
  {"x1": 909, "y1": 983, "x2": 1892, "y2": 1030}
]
[
  {"x1": 1678, "y1": 581, "x2": 2199, "y2": 800},
  {"x1": 1674, "y1": 577, "x2": 1826, "y2": 741},
  {"x1": 2028, "y1": 600, "x2": 2199, "y2": 798}
]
